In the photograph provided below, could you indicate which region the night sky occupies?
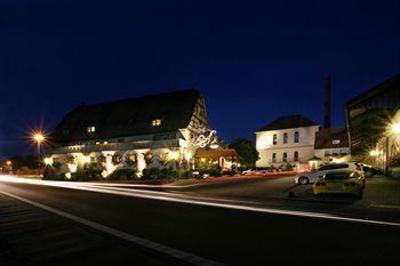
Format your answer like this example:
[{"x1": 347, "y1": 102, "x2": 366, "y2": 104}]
[{"x1": 0, "y1": 0, "x2": 399, "y2": 157}]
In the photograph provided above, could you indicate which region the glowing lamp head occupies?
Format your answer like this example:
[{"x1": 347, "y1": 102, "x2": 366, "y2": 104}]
[
  {"x1": 43, "y1": 157, "x2": 53, "y2": 165},
  {"x1": 391, "y1": 122, "x2": 400, "y2": 134},
  {"x1": 82, "y1": 156, "x2": 91, "y2": 164},
  {"x1": 6, "y1": 160, "x2": 12, "y2": 166},
  {"x1": 168, "y1": 151, "x2": 179, "y2": 161},
  {"x1": 65, "y1": 172, "x2": 72, "y2": 179},
  {"x1": 33, "y1": 132, "x2": 45, "y2": 143},
  {"x1": 184, "y1": 151, "x2": 192, "y2": 161},
  {"x1": 369, "y1": 150, "x2": 379, "y2": 157}
]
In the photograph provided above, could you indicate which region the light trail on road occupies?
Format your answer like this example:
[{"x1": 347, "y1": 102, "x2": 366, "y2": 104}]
[{"x1": 2, "y1": 175, "x2": 400, "y2": 229}]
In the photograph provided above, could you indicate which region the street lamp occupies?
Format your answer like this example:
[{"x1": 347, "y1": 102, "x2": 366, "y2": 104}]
[
  {"x1": 383, "y1": 121, "x2": 400, "y2": 174},
  {"x1": 32, "y1": 131, "x2": 46, "y2": 177},
  {"x1": 390, "y1": 122, "x2": 400, "y2": 135}
]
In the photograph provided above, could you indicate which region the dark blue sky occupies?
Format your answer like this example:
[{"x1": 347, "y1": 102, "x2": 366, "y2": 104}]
[{"x1": 0, "y1": 0, "x2": 399, "y2": 157}]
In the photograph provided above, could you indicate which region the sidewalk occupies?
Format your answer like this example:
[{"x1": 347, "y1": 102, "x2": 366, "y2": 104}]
[{"x1": 363, "y1": 176, "x2": 400, "y2": 208}]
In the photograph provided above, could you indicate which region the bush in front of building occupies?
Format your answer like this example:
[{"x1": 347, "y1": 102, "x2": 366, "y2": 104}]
[
  {"x1": 142, "y1": 167, "x2": 189, "y2": 180},
  {"x1": 71, "y1": 169, "x2": 102, "y2": 181},
  {"x1": 142, "y1": 167, "x2": 161, "y2": 179},
  {"x1": 278, "y1": 162, "x2": 294, "y2": 171},
  {"x1": 43, "y1": 172, "x2": 66, "y2": 181},
  {"x1": 223, "y1": 169, "x2": 240, "y2": 176},
  {"x1": 108, "y1": 168, "x2": 137, "y2": 180},
  {"x1": 198, "y1": 167, "x2": 222, "y2": 177}
]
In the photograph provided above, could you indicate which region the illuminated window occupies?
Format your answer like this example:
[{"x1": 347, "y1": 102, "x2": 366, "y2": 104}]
[
  {"x1": 152, "y1": 119, "x2": 162, "y2": 126},
  {"x1": 283, "y1": 133, "x2": 288, "y2": 144},
  {"x1": 273, "y1": 134, "x2": 277, "y2": 145},
  {"x1": 87, "y1": 126, "x2": 96, "y2": 133},
  {"x1": 332, "y1": 139, "x2": 340, "y2": 145},
  {"x1": 294, "y1": 131, "x2": 299, "y2": 143}
]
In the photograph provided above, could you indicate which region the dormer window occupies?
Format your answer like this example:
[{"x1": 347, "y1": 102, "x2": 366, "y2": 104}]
[
  {"x1": 87, "y1": 126, "x2": 96, "y2": 133},
  {"x1": 152, "y1": 119, "x2": 162, "y2": 126}
]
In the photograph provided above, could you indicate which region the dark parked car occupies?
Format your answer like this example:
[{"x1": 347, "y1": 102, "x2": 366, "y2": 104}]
[{"x1": 363, "y1": 166, "x2": 383, "y2": 177}]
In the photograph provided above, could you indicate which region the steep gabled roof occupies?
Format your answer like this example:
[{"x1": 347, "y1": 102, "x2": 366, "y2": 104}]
[
  {"x1": 51, "y1": 89, "x2": 202, "y2": 144},
  {"x1": 345, "y1": 73, "x2": 400, "y2": 108},
  {"x1": 256, "y1": 114, "x2": 319, "y2": 132},
  {"x1": 314, "y1": 128, "x2": 349, "y2": 149}
]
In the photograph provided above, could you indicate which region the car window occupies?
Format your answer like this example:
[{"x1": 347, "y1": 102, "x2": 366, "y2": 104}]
[
  {"x1": 319, "y1": 164, "x2": 349, "y2": 171},
  {"x1": 333, "y1": 164, "x2": 349, "y2": 169},
  {"x1": 318, "y1": 165, "x2": 331, "y2": 171},
  {"x1": 324, "y1": 172, "x2": 353, "y2": 180}
]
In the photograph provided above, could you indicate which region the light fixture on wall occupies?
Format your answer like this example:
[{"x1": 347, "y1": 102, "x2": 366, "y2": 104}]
[{"x1": 43, "y1": 157, "x2": 54, "y2": 166}]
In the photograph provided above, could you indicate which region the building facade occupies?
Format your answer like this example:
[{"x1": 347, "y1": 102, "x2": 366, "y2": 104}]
[
  {"x1": 345, "y1": 74, "x2": 400, "y2": 158},
  {"x1": 345, "y1": 74, "x2": 400, "y2": 174},
  {"x1": 47, "y1": 89, "x2": 211, "y2": 177},
  {"x1": 255, "y1": 115, "x2": 320, "y2": 169},
  {"x1": 314, "y1": 128, "x2": 350, "y2": 163}
]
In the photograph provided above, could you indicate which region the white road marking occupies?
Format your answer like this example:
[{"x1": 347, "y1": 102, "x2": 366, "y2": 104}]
[
  {"x1": 0, "y1": 190, "x2": 224, "y2": 266},
  {"x1": 1, "y1": 175, "x2": 400, "y2": 228}
]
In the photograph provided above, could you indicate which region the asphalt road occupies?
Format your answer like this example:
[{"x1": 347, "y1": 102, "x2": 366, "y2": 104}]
[
  {"x1": 162, "y1": 175, "x2": 400, "y2": 222},
  {"x1": 1, "y1": 179, "x2": 400, "y2": 266}
]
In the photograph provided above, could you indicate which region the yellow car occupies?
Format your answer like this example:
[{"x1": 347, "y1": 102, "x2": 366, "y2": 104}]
[{"x1": 313, "y1": 170, "x2": 365, "y2": 198}]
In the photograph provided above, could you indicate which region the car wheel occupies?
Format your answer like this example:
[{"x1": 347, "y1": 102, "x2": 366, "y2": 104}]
[{"x1": 298, "y1": 176, "x2": 309, "y2": 185}]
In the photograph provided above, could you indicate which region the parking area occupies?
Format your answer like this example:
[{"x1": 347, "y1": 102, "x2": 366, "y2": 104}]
[
  {"x1": 287, "y1": 176, "x2": 400, "y2": 205},
  {"x1": 164, "y1": 174, "x2": 400, "y2": 220}
]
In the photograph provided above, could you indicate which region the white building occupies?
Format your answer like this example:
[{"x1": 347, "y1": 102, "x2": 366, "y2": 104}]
[
  {"x1": 255, "y1": 115, "x2": 320, "y2": 169},
  {"x1": 46, "y1": 89, "x2": 211, "y2": 177}
]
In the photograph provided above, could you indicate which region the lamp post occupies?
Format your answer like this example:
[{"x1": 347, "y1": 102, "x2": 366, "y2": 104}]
[
  {"x1": 32, "y1": 132, "x2": 45, "y2": 177},
  {"x1": 385, "y1": 122, "x2": 400, "y2": 175},
  {"x1": 6, "y1": 160, "x2": 12, "y2": 174}
]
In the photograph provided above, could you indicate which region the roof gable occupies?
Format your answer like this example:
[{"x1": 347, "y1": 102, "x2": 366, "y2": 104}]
[
  {"x1": 256, "y1": 114, "x2": 319, "y2": 132},
  {"x1": 345, "y1": 73, "x2": 400, "y2": 108}
]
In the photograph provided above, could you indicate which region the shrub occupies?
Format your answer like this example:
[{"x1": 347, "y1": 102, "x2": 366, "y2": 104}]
[
  {"x1": 208, "y1": 168, "x2": 222, "y2": 177},
  {"x1": 43, "y1": 173, "x2": 65, "y2": 181},
  {"x1": 88, "y1": 162, "x2": 100, "y2": 170},
  {"x1": 279, "y1": 163, "x2": 294, "y2": 171},
  {"x1": 108, "y1": 168, "x2": 137, "y2": 180},
  {"x1": 86, "y1": 168, "x2": 103, "y2": 180},
  {"x1": 142, "y1": 168, "x2": 161, "y2": 179},
  {"x1": 53, "y1": 161, "x2": 62, "y2": 169},
  {"x1": 224, "y1": 169, "x2": 239, "y2": 176}
]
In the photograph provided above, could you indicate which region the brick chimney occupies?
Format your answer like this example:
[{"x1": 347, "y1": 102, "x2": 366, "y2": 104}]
[{"x1": 323, "y1": 76, "x2": 332, "y2": 129}]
